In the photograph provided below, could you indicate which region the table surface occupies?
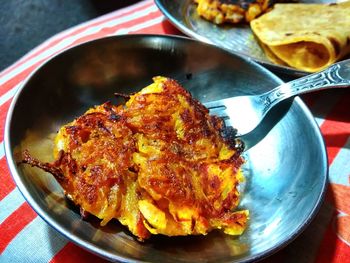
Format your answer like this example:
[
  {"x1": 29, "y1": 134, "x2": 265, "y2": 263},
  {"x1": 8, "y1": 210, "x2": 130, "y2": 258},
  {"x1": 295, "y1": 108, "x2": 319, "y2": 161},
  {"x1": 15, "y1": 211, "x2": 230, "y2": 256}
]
[
  {"x1": 0, "y1": 0, "x2": 140, "y2": 71},
  {"x1": 1, "y1": 1, "x2": 349, "y2": 262}
]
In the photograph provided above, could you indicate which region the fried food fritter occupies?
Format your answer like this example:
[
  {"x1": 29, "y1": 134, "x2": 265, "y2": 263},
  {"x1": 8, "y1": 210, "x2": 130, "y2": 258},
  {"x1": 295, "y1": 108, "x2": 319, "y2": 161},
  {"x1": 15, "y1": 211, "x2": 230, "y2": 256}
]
[
  {"x1": 194, "y1": 0, "x2": 297, "y2": 24},
  {"x1": 21, "y1": 76, "x2": 248, "y2": 241},
  {"x1": 194, "y1": 0, "x2": 271, "y2": 24}
]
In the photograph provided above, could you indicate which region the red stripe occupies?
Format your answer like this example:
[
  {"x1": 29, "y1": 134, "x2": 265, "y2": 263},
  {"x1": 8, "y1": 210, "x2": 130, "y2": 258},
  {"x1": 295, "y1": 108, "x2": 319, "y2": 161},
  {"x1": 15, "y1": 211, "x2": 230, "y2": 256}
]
[
  {"x1": 159, "y1": 19, "x2": 183, "y2": 35},
  {"x1": 0, "y1": 0, "x2": 154, "y2": 80},
  {"x1": 0, "y1": 99, "x2": 12, "y2": 142},
  {"x1": 0, "y1": 157, "x2": 16, "y2": 201},
  {"x1": 134, "y1": 19, "x2": 175, "y2": 34},
  {"x1": 319, "y1": 90, "x2": 350, "y2": 165},
  {"x1": 315, "y1": 213, "x2": 350, "y2": 263},
  {"x1": 133, "y1": 19, "x2": 183, "y2": 35},
  {"x1": 0, "y1": 67, "x2": 34, "y2": 98},
  {"x1": 50, "y1": 242, "x2": 107, "y2": 263},
  {"x1": 0, "y1": 202, "x2": 37, "y2": 253}
]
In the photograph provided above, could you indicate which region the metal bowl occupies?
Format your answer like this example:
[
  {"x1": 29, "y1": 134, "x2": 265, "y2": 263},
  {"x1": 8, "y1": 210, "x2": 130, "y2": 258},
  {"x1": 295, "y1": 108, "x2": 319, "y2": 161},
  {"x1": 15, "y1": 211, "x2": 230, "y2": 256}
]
[{"x1": 5, "y1": 35, "x2": 327, "y2": 262}]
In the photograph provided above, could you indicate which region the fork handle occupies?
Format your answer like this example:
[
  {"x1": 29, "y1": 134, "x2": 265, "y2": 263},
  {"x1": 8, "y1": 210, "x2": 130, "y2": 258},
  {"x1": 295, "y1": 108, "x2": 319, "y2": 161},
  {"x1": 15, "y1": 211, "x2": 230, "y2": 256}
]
[{"x1": 259, "y1": 59, "x2": 350, "y2": 113}]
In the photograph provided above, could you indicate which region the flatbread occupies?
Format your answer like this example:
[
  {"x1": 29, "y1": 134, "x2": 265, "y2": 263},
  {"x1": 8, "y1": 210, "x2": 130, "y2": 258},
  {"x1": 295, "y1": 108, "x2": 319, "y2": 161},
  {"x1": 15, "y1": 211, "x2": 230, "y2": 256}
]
[{"x1": 250, "y1": 2, "x2": 350, "y2": 72}]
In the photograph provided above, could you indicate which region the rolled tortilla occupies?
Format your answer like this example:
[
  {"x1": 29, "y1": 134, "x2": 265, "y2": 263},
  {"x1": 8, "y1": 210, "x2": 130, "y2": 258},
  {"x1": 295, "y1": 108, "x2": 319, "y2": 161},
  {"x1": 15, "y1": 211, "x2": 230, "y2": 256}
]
[{"x1": 250, "y1": 2, "x2": 350, "y2": 72}]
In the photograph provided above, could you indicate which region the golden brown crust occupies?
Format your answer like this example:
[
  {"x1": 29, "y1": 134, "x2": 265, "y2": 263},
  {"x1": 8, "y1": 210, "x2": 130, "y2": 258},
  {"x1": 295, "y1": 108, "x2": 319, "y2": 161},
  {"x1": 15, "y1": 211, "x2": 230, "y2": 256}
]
[{"x1": 21, "y1": 77, "x2": 248, "y2": 240}]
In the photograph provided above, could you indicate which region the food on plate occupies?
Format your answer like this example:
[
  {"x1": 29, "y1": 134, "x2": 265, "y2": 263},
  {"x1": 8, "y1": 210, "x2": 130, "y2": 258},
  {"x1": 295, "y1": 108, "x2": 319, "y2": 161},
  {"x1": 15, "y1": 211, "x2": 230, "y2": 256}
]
[
  {"x1": 21, "y1": 77, "x2": 248, "y2": 241},
  {"x1": 194, "y1": 0, "x2": 283, "y2": 24},
  {"x1": 250, "y1": 2, "x2": 350, "y2": 72}
]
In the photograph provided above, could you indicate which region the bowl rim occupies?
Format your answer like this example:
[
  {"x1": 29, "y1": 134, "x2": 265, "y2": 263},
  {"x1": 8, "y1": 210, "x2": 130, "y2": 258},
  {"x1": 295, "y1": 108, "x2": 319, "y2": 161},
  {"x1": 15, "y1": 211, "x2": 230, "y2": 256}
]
[{"x1": 4, "y1": 34, "x2": 328, "y2": 263}]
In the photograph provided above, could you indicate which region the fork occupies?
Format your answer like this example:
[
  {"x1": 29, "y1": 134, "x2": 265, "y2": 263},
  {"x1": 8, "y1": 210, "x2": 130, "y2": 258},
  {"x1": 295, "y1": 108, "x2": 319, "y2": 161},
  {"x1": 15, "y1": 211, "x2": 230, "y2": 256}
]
[{"x1": 204, "y1": 59, "x2": 350, "y2": 141}]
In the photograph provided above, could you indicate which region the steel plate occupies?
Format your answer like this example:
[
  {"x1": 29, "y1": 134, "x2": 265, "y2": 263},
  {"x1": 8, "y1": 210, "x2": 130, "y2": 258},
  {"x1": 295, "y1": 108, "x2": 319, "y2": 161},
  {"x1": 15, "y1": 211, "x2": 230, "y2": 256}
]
[{"x1": 155, "y1": 0, "x2": 333, "y2": 76}]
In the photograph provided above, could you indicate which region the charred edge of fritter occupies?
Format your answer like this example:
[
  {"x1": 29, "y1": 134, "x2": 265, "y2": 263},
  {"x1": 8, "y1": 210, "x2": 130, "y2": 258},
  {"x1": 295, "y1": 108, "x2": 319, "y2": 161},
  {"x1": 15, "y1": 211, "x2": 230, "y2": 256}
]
[
  {"x1": 222, "y1": 0, "x2": 257, "y2": 10},
  {"x1": 233, "y1": 138, "x2": 245, "y2": 155},
  {"x1": 19, "y1": 149, "x2": 66, "y2": 183},
  {"x1": 211, "y1": 0, "x2": 274, "y2": 10},
  {"x1": 114, "y1": 92, "x2": 132, "y2": 102},
  {"x1": 102, "y1": 102, "x2": 122, "y2": 122},
  {"x1": 20, "y1": 149, "x2": 106, "y2": 221},
  {"x1": 207, "y1": 113, "x2": 245, "y2": 155},
  {"x1": 219, "y1": 119, "x2": 245, "y2": 155}
]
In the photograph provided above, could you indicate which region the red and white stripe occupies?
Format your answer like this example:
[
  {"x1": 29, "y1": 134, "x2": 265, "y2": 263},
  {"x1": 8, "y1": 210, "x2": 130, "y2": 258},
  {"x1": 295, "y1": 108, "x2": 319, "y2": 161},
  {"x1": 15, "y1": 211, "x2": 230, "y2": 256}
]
[{"x1": 1, "y1": 0, "x2": 349, "y2": 262}]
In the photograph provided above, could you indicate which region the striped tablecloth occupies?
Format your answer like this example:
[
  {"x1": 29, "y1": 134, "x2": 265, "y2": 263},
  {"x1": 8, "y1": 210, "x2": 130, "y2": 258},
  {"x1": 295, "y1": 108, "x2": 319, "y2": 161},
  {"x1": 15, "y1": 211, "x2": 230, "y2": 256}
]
[{"x1": 1, "y1": 1, "x2": 349, "y2": 262}]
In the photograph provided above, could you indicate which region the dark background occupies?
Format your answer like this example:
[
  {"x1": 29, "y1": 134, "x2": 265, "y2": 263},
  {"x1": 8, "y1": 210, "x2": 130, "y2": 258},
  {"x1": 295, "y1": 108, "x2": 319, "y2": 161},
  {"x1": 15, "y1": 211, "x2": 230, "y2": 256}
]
[{"x1": 0, "y1": 0, "x2": 141, "y2": 71}]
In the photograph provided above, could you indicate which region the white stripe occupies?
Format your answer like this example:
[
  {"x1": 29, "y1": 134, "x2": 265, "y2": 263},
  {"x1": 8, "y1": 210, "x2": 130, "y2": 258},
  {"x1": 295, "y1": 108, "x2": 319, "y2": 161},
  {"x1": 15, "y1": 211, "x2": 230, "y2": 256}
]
[
  {"x1": 329, "y1": 137, "x2": 350, "y2": 185},
  {"x1": 0, "y1": 188, "x2": 25, "y2": 224},
  {"x1": 111, "y1": 15, "x2": 165, "y2": 35},
  {"x1": 0, "y1": 0, "x2": 153, "y2": 78},
  {"x1": 0, "y1": 217, "x2": 68, "y2": 262},
  {"x1": 0, "y1": 82, "x2": 22, "y2": 107},
  {"x1": 0, "y1": 4, "x2": 158, "y2": 87}
]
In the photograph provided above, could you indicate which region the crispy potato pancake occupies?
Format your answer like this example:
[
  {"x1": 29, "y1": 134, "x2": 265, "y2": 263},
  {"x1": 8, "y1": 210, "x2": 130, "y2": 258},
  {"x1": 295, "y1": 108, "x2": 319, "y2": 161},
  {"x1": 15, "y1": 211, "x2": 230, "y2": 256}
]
[{"x1": 21, "y1": 77, "x2": 248, "y2": 241}]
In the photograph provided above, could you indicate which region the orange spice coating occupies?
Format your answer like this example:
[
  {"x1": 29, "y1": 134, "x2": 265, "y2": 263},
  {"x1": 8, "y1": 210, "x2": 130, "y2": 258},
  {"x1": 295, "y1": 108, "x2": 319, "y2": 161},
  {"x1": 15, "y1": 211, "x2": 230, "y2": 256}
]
[{"x1": 22, "y1": 77, "x2": 248, "y2": 240}]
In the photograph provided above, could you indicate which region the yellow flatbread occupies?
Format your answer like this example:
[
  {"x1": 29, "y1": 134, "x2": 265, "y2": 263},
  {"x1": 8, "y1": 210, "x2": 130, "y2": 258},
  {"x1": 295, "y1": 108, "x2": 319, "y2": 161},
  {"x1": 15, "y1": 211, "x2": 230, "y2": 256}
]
[{"x1": 250, "y1": 2, "x2": 350, "y2": 72}]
